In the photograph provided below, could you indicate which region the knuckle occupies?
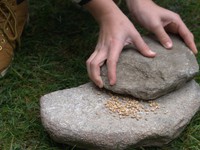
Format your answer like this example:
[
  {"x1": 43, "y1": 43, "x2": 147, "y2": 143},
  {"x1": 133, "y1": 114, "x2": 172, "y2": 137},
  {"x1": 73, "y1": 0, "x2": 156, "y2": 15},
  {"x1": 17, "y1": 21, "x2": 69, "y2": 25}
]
[
  {"x1": 173, "y1": 12, "x2": 180, "y2": 17},
  {"x1": 90, "y1": 60, "x2": 98, "y2": 68},
  {"x1": 152, "y1": 23, "x2": 161, "y2": 29},
  {"x1": 109, "y1": 38, "x2": 121, "y2": 47},
  {"x1": 181, "y1": 31, "x2": 190, "y2": 39},
  {"x1": 86, "y1": 59, "x2": 91, "y2": 66},
  {"x1": 86, "y1": 58, "x2": 99, "y2": 69},
  {"x1": 190, "y1": 32, "x2": 194, "y2": 39},
  {"x1": 160, "y1": 34, "x2": 170, "y2": 42},
  {"x1": 107, "y1": 57, "x2": 118, "y2": 65},
  {"x1": 173, "y1": 13, "x2": 181, "y2": 20},
  {"x1": 149, "y1": 22, "x2": 161, "y2": 31},
  {"x1": 91, "y1": 75, "x2": 101, "y2": 84}
]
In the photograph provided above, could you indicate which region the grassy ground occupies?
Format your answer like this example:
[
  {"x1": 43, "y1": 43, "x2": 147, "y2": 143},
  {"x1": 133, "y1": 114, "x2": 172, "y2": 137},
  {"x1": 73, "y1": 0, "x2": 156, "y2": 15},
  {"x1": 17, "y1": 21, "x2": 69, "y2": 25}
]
[{"x1": 0, "y1": 0, "x2": 200, "y2": 149}]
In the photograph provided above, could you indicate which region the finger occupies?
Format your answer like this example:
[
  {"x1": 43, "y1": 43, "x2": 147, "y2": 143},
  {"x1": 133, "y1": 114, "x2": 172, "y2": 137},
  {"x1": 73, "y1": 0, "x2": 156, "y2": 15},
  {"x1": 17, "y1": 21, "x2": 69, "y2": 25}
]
[
  {"x1": 153, "y1": 25, "x2": 173, "y2": 49},
  {"x1": 87, "y1": 49, "x2": 107, "y2": 88},
  {"x1": 86, "y1": 50, "x2": 98, "y2": 79},
  {"x1": 177, "y1": 22, "x2": 198, "y2": 54},
  {"x1": 131, "y1": 34, "x2": 156, "y2": 57},
  {"x1": 107, "y1": 39, "x2": 124, "y2": 86},
  {"x1": 166, "y1": 15, "x2": 198, "y2": 54}
]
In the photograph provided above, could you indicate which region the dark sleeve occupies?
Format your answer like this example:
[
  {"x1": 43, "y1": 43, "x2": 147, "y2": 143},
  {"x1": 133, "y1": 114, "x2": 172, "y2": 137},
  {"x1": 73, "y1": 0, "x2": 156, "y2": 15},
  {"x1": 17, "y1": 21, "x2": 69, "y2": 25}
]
[{"x1": 72, "y1": 0, "x2": 92, "y2": 6}]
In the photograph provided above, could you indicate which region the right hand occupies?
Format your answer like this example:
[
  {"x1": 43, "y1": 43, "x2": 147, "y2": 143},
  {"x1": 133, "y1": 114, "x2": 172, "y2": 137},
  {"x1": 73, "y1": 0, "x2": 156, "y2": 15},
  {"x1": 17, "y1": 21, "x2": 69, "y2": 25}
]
[{"x1": 126, "y1": 0, "x2": 197, "y2": 54}]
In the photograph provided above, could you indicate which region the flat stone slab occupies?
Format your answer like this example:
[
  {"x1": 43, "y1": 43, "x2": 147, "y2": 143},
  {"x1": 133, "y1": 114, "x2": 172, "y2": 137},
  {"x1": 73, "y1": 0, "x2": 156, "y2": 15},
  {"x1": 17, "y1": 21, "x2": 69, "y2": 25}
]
[
  {"x1": 40, "y1": 80, "x2": 200, "y2": 150},
  {"x1": 101, "y1": 35, "x2": 199, "y2": 100}
]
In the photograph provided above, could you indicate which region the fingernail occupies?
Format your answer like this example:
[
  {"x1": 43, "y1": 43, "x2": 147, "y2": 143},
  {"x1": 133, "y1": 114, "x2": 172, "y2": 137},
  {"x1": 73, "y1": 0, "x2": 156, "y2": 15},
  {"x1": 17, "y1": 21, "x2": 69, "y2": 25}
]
[
  {"x1": 110, "y1": 81, "x2": 114, "y2": 86},
  {"x1": 149, "y1": 50, "x2": 156, "y2": 54},
  {"x1": 98, "y1": 81, "x2": 103, "y2": 88},
  {"x1": 148, "y1": 50, "x2": 156, "y2": 56},
  {"x1": 109, "y1": 79, "x2": 115, "y2": 86},
  {"x1": 193, "y1": 48, "x2": 198, "y2": 54},
  {"x1": 164, "y1": 42, "x2": 172, "y2": 49},
  {"x1": 193, "y1": 50, "x2": 198, "y2": 55}
]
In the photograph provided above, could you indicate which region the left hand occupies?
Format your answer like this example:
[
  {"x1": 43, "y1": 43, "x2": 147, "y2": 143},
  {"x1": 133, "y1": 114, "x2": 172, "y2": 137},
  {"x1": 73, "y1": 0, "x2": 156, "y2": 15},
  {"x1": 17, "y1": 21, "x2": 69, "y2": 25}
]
[{"x1": 85, "y1": 0, "x2": 156, "y2": 88}]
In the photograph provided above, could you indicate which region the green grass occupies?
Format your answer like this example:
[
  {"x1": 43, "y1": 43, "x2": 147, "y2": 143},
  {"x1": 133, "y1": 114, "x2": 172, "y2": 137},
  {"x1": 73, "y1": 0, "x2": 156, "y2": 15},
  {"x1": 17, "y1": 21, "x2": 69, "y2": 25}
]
[{"x1": 0, "y1": 0, "x2": 200, "y2": 150}]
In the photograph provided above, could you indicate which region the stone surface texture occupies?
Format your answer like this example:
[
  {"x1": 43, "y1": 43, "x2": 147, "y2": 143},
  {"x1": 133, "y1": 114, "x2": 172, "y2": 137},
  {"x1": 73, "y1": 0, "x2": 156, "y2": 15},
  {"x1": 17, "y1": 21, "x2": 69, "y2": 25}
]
[
  {"x1": 40, "y1": 80, "x2": 200, "y2": 150},
  {"x1": 101, "y1": 35, "x2": 199, "y2": 100}
]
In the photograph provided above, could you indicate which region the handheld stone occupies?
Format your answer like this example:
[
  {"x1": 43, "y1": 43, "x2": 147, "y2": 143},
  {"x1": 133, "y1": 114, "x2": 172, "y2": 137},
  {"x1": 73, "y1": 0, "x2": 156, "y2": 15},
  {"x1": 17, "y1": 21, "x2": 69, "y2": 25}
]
[{"x1": 101, "y1": 35, "x2": 199, "y2": 100}]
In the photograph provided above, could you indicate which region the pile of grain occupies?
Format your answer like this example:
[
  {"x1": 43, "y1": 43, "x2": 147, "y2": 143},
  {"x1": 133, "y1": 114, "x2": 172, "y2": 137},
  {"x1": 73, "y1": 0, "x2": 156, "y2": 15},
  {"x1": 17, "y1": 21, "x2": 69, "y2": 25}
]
[{"x1": 104, "y1": 95, "x2": 160, "y2": 120}]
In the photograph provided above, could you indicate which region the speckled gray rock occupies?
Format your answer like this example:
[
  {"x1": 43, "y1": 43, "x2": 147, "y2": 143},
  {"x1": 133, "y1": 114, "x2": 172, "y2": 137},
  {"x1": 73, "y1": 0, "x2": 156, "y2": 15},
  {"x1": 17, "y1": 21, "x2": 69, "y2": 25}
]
[
  {"x1": 40, "y1": 80, "x2": 200, "y2": 150},
  {"x1": 101, "y1": 35, "x2": 199, "y2": 100}
]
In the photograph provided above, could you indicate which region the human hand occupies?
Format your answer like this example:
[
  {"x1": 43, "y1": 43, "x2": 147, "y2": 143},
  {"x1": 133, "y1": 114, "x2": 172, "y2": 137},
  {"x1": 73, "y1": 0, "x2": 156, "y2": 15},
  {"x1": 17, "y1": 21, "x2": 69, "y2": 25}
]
[
  {"x1": 126, "y1": 0, "x2": 198, "y2": 54},
  {"x1": 85, "y1": 0, "x2": 156, "y2": 88}
]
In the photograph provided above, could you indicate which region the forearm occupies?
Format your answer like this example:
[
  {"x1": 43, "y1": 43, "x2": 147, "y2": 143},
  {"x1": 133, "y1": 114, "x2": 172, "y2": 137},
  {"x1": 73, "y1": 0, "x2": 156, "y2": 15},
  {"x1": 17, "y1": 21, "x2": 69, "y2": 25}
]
[
  {"x1": 84, "y1": 0, "x2": 123, "y2": 24},
  {"x1": 126, "y1": 0, "x2": 153, "y2": 14}
]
